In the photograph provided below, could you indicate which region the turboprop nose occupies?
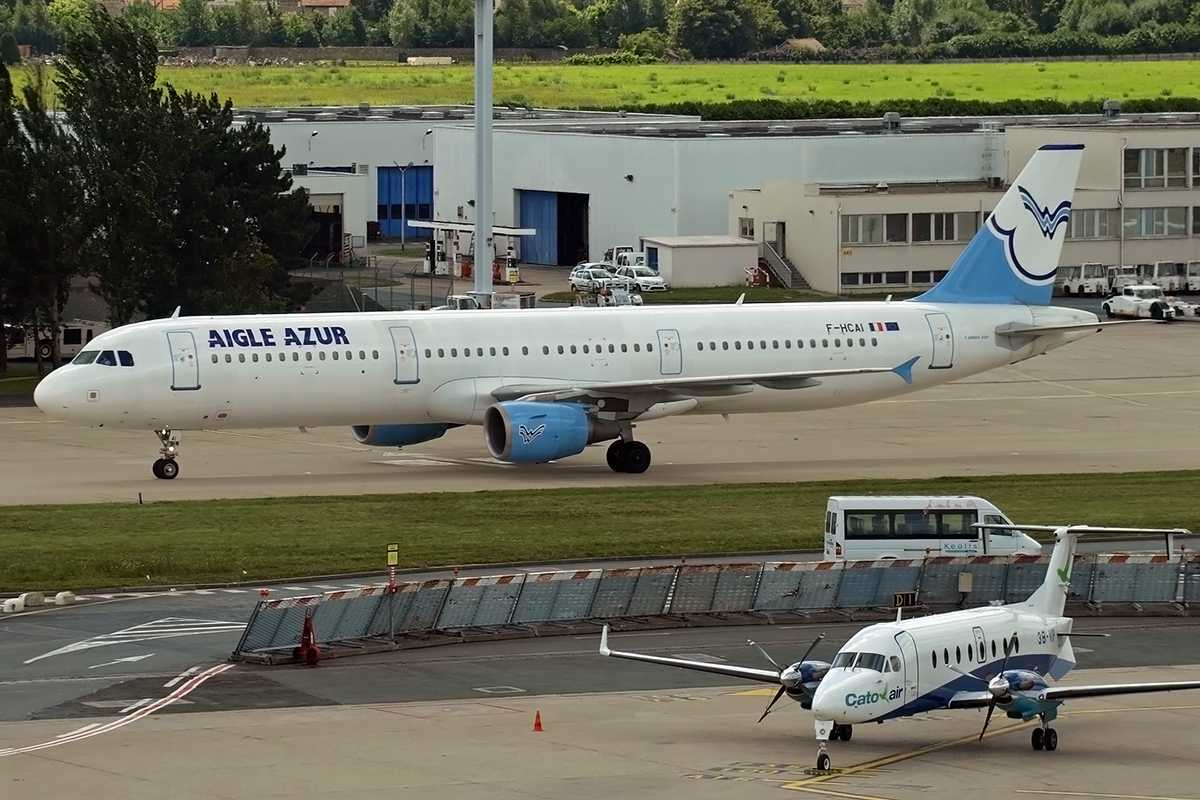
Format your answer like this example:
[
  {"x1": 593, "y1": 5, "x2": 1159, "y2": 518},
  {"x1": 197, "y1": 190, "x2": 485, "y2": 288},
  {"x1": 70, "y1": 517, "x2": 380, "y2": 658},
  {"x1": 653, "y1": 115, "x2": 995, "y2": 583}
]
[
  {"x1": 811, "y1": 670, "x2": 889, "y2": 723},
  {"x1": 34, "y1": 369, "x2": 70, "y2": 418}
]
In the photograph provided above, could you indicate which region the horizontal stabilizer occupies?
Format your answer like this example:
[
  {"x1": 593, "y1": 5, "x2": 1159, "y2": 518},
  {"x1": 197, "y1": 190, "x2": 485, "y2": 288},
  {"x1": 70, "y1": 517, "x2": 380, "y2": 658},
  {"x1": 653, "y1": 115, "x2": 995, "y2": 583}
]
[
  {"x1": 995, "y1": 321, "x2": 1132, "y2": 338},
  {"x1": 891, "y1": 356, "x2": 920, "y2": 385}
]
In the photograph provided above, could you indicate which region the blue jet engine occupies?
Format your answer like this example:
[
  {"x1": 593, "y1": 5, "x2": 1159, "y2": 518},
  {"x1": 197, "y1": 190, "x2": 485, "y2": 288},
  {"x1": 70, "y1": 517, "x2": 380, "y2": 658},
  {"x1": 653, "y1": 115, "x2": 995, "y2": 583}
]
[
  {"x1": 483, "y1": 401, "x2": 619, "y2": 463},
  {"x1": 350, "y1": 423, "x2": 449, "y2": 447}
]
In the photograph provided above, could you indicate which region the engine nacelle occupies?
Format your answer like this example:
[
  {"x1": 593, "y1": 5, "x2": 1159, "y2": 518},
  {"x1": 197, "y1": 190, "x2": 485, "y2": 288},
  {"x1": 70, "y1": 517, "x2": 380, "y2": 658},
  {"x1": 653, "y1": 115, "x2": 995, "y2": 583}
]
[
  {"x1": 351, "y1": 423, "x2": 449, "y2": 447},
  {"x1": 483, "y1": 401, "x2": 619, "y2": 463}
]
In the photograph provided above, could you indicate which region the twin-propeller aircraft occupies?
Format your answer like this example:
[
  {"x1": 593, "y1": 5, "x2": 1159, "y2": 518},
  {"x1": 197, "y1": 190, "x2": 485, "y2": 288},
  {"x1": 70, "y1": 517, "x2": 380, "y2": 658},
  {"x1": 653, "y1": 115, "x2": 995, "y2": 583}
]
[
  {"x1": 34, "y1": 144, "x2": 1109, "y2": 479},
  {"x1": 600, "y1": 526, "x2": 1200, "y2": 770}
]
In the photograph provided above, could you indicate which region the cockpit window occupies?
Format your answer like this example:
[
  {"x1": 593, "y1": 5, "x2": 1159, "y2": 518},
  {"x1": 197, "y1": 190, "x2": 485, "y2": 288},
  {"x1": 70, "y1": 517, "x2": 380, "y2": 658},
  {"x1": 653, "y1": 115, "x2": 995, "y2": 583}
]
[
  {"x1": 73, "y1": 350, "x2": 100, "y2": 365},
  {"x1": 118, "y1": 350, "x2": 134, "y2": 367},
  {"x1": 96, "y1": 350, "x2": 117, "y2": 366},
  {"x1": 831, "y1": 652, "x2": 857, "y2": 669},
  {"x1": 888, "y1": 656, "x2": 901, "y2": 672},
  {"x1": 853, "y1": 653, "x2": 887, "y2": 672}
]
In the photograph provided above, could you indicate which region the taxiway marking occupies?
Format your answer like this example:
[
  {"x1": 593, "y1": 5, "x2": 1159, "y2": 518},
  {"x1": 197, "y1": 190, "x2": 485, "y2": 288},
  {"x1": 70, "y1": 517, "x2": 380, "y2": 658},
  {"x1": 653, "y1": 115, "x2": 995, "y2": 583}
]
[{"x1": 1016, "y1": 791, "x2": 1200, "y2": 800}]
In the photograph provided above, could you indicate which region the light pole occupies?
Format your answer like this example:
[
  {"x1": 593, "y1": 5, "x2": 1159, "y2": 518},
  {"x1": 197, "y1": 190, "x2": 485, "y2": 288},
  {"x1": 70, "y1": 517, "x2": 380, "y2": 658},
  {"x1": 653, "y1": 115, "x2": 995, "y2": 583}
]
[{"x1": 395, "y1": 161, "x2": 414, "y2": 248}]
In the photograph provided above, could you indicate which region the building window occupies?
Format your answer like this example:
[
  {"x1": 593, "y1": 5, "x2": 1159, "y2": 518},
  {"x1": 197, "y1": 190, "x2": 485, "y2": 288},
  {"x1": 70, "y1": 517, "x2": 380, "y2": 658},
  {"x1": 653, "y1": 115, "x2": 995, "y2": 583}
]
[
  {"x1": 913, "y1": 211, "x2": 979, "y2": 242},
  {"x1": 885, "y1": 271, "x2": 908, "y2": 284},
  {"x1": 739, "y1": 217, "x2": 755, "y2": 239},
  {"x1": 1067, "y1": 209, "x2": 1119, "y2": 239},
  {"x1": 1123, "y1": 206, "x2": 1188, "y2": 237},
  {"x1": 1124, "y1": 148, "x2": 1187, "y2": 189},
  {"x1": 1194, "y1": 207, "x2": 1200, "y2": 235},
  {"x1": 861, "y1": 272, "x2": 885, "y2": 284},
  {"x1": 841, "y1": 213, "x2": 907, "y2": 245},
  {"x1": 841, "y1": 272, "x2": 860, "y2": 286}
]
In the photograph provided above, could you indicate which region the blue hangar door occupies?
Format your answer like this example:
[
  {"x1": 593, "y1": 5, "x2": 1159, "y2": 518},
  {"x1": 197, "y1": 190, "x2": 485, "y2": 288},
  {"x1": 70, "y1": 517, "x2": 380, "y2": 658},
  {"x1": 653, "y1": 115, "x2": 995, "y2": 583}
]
[
  {"x1": 518, "y1": 190, "x2": 589, "y2": 266},
  {"x1": 377, "y1": 166, "x2": 433, "y2": 239}
]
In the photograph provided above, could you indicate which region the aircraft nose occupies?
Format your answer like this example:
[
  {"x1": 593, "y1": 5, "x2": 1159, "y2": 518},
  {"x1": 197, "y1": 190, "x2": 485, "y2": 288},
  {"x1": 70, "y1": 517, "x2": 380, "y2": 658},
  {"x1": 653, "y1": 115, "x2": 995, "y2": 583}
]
[
  {"x1": 34, "y1": 369, "x2": 70, "y2": 417},
  {"x1": 812, "y1": 670, "x2": 888, "y2": 722}
]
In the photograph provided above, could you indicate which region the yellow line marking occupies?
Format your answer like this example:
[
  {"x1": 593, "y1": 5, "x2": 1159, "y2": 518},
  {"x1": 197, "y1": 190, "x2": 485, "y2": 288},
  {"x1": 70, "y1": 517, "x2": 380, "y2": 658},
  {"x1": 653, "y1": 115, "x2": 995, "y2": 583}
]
[
  {"x1": 730, "y1": 688, "x2": 778, "y2": 696},
  {"x1": 1066, "y1": 704, "x2": 1200, "y2": 714},
  {"x1": 1015, "y1": 791, "x2": 1200, "y2": 800},
  {"x1": 792, "y1": 786, "x2": 897, "y2": 800},
  {"x1": 781, "y1": 719, "x2": 1037, "y2": 790}
]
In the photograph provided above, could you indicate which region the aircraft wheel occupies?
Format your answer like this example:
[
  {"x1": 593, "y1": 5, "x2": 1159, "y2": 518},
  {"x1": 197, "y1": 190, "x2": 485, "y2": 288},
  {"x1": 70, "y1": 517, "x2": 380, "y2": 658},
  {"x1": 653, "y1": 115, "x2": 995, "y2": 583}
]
[
  {"x1": 159, "y1": 459, "x2": 180, "y2": 480},
  {"x1": 816, "y1": 753, "x2": 831, "y2": 771},
  {"x1": 623, "y1": 441, "x2": 651, "y2": 474},
  {"x1": 606, "y1": 440, "x2": 627, "y2": 472},
  {"x1": 1044, "y1": 728, "x2": 1058, "y2": 752},
  {"x1": 839, "y1": 724, "x2": 853, "y2": 741},
  {"x1": 152, "y1": 459, "x2": 165, "y2": 479},
  {"x1": 1031, "y1": 728, "x2": 1045, "y2": 751}
]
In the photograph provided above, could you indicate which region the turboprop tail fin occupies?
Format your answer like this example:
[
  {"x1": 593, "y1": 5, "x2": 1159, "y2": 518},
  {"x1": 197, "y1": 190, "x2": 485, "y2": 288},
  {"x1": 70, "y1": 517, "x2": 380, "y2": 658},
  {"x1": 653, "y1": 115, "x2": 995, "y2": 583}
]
[
  {"x1": 912, "y1": 144, "x2": 1084, "y2": 306},
  {"x1": 1022, "y1": 527, "x2": 1079, "y2": 617}
]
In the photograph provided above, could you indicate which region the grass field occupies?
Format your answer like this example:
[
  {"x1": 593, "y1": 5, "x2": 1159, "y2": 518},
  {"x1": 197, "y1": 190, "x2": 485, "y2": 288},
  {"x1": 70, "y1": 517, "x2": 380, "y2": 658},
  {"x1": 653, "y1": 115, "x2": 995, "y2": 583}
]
[
  {"x1": 3, "y1": 470, "x2": 1198, "y2": 592},
  {"x1": 14, "y1": 61, "x2": 1200, "y2": 108},
  {"x1": 0, "y1": 363, "x2": 43, "y2": 396}
]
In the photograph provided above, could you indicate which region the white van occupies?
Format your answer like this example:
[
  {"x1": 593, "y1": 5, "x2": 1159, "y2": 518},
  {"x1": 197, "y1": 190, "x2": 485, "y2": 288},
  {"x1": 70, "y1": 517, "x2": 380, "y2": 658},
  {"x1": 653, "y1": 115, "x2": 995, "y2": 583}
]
[{"x1": 823, "y1": 495, "x2": 1042, "y2": 560}]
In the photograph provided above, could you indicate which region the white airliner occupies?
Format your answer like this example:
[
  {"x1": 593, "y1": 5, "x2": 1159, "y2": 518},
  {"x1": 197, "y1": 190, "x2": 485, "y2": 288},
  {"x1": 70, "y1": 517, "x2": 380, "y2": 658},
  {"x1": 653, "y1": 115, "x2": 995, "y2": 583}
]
[
  {"x1": 35, "y1": 145, "x2": 1106, "y2": 479},
  {"x1": 600, "y1": 526, "x2": 1200, "y2": 771}
]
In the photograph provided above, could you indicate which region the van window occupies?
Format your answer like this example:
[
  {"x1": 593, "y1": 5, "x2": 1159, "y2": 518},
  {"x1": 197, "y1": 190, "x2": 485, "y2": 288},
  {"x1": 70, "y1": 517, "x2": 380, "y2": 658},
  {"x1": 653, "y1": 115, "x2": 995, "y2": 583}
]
[
  {"x1": 984, "y1": 513, "x2": 1014, "y2": 535},
  {"x1": 939, "y1": 512, "x2": 975, "y2": 538}
]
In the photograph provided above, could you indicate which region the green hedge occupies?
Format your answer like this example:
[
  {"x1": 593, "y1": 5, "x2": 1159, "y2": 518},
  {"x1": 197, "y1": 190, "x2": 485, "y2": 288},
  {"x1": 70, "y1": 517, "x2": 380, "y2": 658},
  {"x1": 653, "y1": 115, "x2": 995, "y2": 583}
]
[{"x1": 594, "y1": 96, "x2": 1200, "y2": 120}]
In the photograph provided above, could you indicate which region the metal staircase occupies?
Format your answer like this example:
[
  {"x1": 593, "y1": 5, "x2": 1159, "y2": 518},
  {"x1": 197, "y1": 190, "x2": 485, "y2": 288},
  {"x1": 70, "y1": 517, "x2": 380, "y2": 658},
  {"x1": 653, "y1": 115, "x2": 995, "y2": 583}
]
[{"x1": 759, "y1": 242, "x2": 810, "y2": 290}]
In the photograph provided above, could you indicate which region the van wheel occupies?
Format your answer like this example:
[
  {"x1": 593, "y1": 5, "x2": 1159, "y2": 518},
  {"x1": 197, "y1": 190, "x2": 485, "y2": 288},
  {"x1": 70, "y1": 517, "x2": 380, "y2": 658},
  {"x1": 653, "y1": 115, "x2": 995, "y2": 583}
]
[
  {"x1": 37, "y1": 340, "x2": 53, "y2": 360},
  {"x1": 1103, "y1": 305, "x2": 1114, "y2": 319}
]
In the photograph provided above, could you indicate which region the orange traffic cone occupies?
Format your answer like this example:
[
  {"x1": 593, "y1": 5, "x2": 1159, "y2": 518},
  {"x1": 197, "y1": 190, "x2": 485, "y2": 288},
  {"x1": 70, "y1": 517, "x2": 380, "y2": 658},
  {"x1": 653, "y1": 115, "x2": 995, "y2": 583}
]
[{"x1": 532, "y1": 711, "x2": 543, "y2": 732}]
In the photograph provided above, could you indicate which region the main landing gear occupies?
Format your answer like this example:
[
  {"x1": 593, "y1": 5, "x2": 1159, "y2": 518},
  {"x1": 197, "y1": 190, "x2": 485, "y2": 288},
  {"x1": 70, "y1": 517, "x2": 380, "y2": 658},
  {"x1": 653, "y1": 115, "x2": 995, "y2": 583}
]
[
  {"x1": 606, "y1": 439, "x2": 651, "y2": 474},
  {"x1": 1031, "y1": 716, "x2": 1058, "y2": 752},
  {"x1": 152, "y1": 428, "x2": 182, "y2": 480}
]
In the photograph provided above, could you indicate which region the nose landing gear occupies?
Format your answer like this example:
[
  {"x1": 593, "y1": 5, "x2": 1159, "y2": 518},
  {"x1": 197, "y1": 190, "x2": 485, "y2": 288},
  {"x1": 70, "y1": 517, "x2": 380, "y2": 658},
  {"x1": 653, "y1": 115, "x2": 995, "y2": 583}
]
[{"x1": 152, "y1": 428, "x2": 182, "y2": 480}]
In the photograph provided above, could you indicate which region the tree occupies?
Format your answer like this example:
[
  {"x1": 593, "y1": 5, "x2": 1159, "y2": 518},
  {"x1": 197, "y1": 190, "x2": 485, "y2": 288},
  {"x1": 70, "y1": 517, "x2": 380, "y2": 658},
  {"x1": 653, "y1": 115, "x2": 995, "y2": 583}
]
[
  {"x1": 0, "y1": 31, "x2": 19, "y2": 63},
  {"x1": 46, "y1": 0, "x2": 91, "y2": 38},
  {"x1": 121, "y1": 1, "x2": 162, "y2": 45},
  {"x1": 890, "y1": 0, "x2": 936, "y2": 44},
  {"x1": 668, "y1": 0, "x2": 760, "y2": 58},
  {"x1": 322, "y1": 6, "x2": 367, "y2": 45},
  {"x1": 283, "y1": 11, "x2": 319, "y2": 46},
  {"x1": 172, "y1": 0, "x2": 210, "y2": 46}
]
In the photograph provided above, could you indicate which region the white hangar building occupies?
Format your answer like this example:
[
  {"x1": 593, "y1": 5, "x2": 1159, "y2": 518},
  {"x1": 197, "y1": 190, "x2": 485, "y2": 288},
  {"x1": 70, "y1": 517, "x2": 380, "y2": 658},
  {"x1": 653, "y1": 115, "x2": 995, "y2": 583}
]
[{"x1": 247, "y1": 104, "x2": 1200, "y2": 293}]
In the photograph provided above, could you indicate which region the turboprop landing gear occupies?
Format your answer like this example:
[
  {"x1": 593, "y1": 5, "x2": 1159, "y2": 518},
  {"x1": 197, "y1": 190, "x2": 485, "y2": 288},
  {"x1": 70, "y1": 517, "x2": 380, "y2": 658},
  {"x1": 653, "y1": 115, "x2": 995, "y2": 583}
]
[
  {"x1": 814, "y1": 719, "x2": 835, "y2": 771},
  {"x1": 152, "y1": 428, "x2": 182, "y2": 480},
  {"x1": 832, "y1": 723, "x2": 853, "y2": 741},
  {"x1": 605, "y1": 439, "x2": 651, "y2": 474},
  {"x1": 1031, "y1": 716, "x2": 1058, "y2": 752}
]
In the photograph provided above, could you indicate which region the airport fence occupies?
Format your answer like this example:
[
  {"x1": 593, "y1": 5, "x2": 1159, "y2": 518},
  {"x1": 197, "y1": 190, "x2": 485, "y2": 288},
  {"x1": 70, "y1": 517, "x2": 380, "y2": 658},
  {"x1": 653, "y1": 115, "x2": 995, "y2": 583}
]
[{"x1": 230, "y1": 552, "x2": 1200, "y2": 664}]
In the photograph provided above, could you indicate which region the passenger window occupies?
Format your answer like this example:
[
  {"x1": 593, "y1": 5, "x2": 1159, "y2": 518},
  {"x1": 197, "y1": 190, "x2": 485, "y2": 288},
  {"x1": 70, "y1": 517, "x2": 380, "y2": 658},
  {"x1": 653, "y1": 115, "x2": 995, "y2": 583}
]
[
  {"x1": 747, "y1": 341, "x2": 754, "y2": 350},
  {"x1": 991, "y1": 640, "x2": 997, "y2": 658},
  {"x1": 709, "y1": 342, "x2": 715, "y2": 350},
  {"x1": 543, "y1": 346, "x2": 550, "y2": 355},
  {"x1": 834, "y1": 338, "x2": 841, "y2": 347},
  {"x1": 477, "y1": 348, "x2": 483, "y2": 357},
  {"x1": 211, "y1": 354, "x2": 218, "y2": 364},
  {"x1": 797, "y1": 340, "x2": 804, "y2": 349},
  {"x1": 608, "y1": 344, "x2": 615, "y2": 353},
  {"x1": 932, "y1": 651, "x2": 938, "y2": 668},
  {"x1": 438, "y1": 348, "x2": 445, "y2": 358},
  {"x1": 647, "y1": 343, "x2": 653, "y2": 352},
  {"x1": 722, "y1": 341, "x2": 728, "y2": 350},
  {"x1": 871, "y1": 338, "x2": 878, "y2": 346},
  {"x1": 346, "y1": 351, "x2": 352, "y2": 360},
  {"x1": 490, "y1": 347, "x2": 496, "y2": 356},
  {"x1": 292, "y1": 353, "x2": 299, "y2": 362},
  {"x1": 696, "y1": 342, "x2": 703, "y2": 351},
  {"x1": 239, "y1": 353, "x2": 246, "y2": 363},
  {"x1": 859, "y1": 338, "x2": 866, "y2": 347},
  {"x1": 583, "y1": 345, "x2": 589, "y2": 354},
  {"x1": 634, "y1": 344, "x2": 640, "y2": 352},
  {"x1": 226, "y1": 354, "x2": 232, "y2": 363},
  {"x1": 304, "y1": 352, "x2": 312, "y2": 362},
  {"x1": 502, "y1": 347, "x2": 509, "y2": 356},
  {"x1": 809, "y1": 339, "x2": 816, "y2": 348},
  {"x1": 967, "y1": 644, "x2": 973, "y2": 661},
  {"x1": 359, "y1": 351, "x2": 366, "y2": 360},
  {"x1": 97, "y1": 350, "x2": 117, "y2": 366},
  {"x1": 785, "y1": 340, "x2": 792, "y2": 349},
  {"x1": 570, "y1": 345, "x2": 577, "y2": 354},
  {"x1": 944, "y1": 648, "x2": 949, "y2": 664},
  {"x1": 955, "y1": 646, "x2": 961, "y2": 664},
  {"x1": 621, "y1": 344, "x2": 627, "y2": 353},
  {"x1": 451, "y1": 348, "x2": 458, "y2": 357},
  {"x1": 523, "y1": 347, "x2": 529, "y2": 355},
  {"x1": 252, "y1": 353, "x2": 259, "y2": 363},
  {"x1": 424, "y1": 349, "x2": 431, "y2": 358},
  {"x1": 735, "y1": 341, "x2": 742, "y2": 350},
  {"x1": 772, "y1": 340, "x2": 778, "y2": 349},
  {"x1": 822, "y1": 339, "x2": 829, "y2": 348},
  {"x1": 760, "y1": 340, "x2": 766, "y2": 349},
  {"x1": 118, "y1": 350, "x2": 134, "y2": 367},
  {"x1": 372, "y1": 350, "x2": 379, "y2": 359},
  {"x1": 846, "y1": 338, "x2": 853, "y2": 348},
  {"x1": 557, "y1": 345, "x2": 564, "y2": 354},
  {"x1": 320, "y1": 351, "x2": 327, "y2": 361}
]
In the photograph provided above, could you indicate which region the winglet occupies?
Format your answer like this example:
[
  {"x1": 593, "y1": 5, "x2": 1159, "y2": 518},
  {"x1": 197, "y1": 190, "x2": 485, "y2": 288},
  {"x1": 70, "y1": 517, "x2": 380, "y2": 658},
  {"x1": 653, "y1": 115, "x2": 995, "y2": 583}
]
[
  {"x1": 171, "y1": 306, "x2": 181, "y2": 319},
  {"x1": 891, "y1": 356, "x2": 920, "y2": 385},
  {"x1": 599, "y1": 625, "x2": 611, "y2": 656},
  {"x1": 735, "y1": 293, "x2": 745, "y2": 306}
]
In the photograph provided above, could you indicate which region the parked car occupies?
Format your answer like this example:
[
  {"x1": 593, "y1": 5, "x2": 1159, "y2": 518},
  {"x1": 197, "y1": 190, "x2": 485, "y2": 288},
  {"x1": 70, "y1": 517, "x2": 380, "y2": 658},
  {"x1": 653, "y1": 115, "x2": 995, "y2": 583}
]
[
  {"x1": 1102, "y1": 285, "x2": 1176, "y2": 321},
  {"x1": 614, "y1": 265, "x2": 668, "y2": 292},
  {"x1": 569, "y1": 265, "x2": 626, "y2": 292}
]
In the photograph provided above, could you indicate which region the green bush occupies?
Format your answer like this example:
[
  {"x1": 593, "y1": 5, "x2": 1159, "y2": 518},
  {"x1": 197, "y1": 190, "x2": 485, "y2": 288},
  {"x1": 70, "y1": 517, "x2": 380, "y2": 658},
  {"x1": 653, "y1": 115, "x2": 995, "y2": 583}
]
[
  {"x1": 0, "y1": 31, "x2": 19, "y2": 65},
  {"x1": 563, "y1": 51, "x2": 660, "y2": 65}
]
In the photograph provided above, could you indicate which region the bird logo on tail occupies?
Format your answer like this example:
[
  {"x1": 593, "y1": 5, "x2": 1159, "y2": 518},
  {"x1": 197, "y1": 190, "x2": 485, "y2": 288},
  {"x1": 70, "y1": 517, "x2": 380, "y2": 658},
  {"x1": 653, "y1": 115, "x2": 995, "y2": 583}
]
[{"x1": 1019, "y1": 186, "x2": 1072, "y2": 240}]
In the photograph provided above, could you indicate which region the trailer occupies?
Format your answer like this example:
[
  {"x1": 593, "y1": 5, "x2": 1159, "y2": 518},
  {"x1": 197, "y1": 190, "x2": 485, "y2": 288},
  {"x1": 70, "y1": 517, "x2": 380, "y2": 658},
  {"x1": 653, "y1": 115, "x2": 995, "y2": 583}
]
[{"x1": 4, "y1": 319, "x2": 109, "y2": 361}]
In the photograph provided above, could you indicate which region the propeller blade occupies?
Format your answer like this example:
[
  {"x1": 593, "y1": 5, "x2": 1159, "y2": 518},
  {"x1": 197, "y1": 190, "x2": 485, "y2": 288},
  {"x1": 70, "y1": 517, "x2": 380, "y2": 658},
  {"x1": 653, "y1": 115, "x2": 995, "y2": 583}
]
[
  {"x1": 950, "y1": 664, "x2": 988, "y2": 683},
  {"x1": 978, "y1": 700, "x2": 996, "y2": 741},
  {"x1": 797, "y1": 633, "x2": 826, "y2": 664},
  {"x1": 758, "y1": 685, "x2": 788, "y2": 723},
  {"x1": 748, "y1": 639, "x2": 783, "y2": 672}
]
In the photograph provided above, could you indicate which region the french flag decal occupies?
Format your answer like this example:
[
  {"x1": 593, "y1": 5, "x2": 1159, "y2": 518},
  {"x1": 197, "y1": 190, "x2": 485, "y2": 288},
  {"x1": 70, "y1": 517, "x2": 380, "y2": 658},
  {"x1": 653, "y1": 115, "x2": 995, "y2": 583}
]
[{"x1": 869, "y1": 322, "x2": 901, "y2": 332}]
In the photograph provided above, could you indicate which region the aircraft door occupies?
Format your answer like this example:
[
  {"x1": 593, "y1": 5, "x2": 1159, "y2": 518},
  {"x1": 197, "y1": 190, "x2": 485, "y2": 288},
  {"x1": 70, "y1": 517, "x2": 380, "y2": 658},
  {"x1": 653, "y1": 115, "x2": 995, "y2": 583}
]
[
  {"x1": 925, "y1": 312, "x2": 954, "y2": 369},
  {"x1": 894, "y1": 631, "x2": 919, "y2": 706},
  {"x1": 657, "y1": 329, "x2": 682, "y2": 375},
  {"x1": 167, "y1": 331, "x2": 200, "y2": 391},
  {"x1": 389, "y1": 326, "x2": 420, "y2": 385},
  {"x1": 973, "y1": 626, "x2": 988, "y2": 664}
]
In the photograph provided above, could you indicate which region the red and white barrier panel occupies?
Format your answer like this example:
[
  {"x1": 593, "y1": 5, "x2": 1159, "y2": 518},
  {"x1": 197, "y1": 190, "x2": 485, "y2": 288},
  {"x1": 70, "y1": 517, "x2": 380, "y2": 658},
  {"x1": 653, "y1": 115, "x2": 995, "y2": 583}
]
[
  {"x1": 843, "y1": 558, "x2": 921, "y2": 570},
  {"x1": 525, "y1": 569, "x2": 604, "y2": 583},
  {"x1": 1094, "y1": 553, "x2": 1174, "y2": 565},
  {"x1": 454, "y1": 573, "x2": 524, "y2": 588},
  {"x1": 261, "y1": 594, "x2": 321, "y2": 611},
  {"x1": 764, "y1": 561, "x2": 843, "y2": 573}
]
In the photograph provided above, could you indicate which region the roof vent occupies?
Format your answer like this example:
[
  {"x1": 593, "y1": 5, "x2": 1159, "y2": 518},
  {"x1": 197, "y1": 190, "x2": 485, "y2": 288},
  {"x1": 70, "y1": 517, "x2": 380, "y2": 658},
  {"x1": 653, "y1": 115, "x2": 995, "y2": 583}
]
[
  {"x1": 882, "y1": 111, "x2": 901, "y2": 131},
  {"x1": 421, "y1": 111, "x2": 445, "y2": 119},
  {"x1": 1103, "y1": 99, "x2": 1121, "y2": 118},
  {"x1": 767, "y1": 124, "x2": 793, "y2": 134},
  {"x1": 977, "y1": 120, "x2": 999, "y2": 132},
  {"x1": 358, "y1": 103, "x2": 370, "y2": 114}
]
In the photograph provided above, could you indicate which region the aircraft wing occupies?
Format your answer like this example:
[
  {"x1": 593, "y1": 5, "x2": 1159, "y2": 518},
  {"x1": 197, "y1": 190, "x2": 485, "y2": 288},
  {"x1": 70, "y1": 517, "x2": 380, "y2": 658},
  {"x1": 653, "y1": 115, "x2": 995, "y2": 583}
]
[
  {"x1": 495, "y1": 357, "x2": 921, "y2": 403},
  {"x1": 945, "y1": 691, "x2": 994, "y2": 710},
  {"x1": 1040, "y1": 680, "x2": 1200, "y2": 700},
  {"x1": 599, "y1": 626, "x2": 782, "y2": 685}
]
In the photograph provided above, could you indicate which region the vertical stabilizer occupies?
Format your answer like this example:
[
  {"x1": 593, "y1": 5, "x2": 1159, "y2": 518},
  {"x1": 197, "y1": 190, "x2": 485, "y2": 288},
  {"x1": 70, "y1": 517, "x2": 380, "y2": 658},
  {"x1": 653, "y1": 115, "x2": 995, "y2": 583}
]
[
  {"x1": 1022, "y1": 527, "x2": 1079, "y2": 617},
  {"x1": 912, "y1": 144, "x2": 1084, "y2": 306}
]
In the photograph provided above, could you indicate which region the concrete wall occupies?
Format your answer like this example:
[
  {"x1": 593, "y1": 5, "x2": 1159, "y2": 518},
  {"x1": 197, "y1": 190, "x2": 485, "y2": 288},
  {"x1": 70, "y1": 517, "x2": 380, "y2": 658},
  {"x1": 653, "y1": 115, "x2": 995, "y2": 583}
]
[
  {"x1": 291, "y1": 170, "x2": 370, "y2": 243},
  {"x1": 643, "y1": 240, "x2": 758, "y2": 287}
]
